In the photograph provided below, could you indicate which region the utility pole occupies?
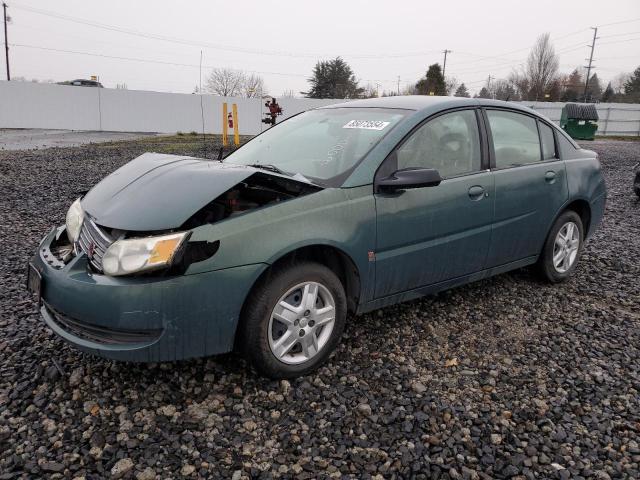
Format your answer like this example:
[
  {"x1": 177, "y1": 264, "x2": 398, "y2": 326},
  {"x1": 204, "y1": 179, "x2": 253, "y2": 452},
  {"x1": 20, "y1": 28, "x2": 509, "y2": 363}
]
[
  {"x1": 582, "y1": 27, "x2": 598, "y2": 103},
  {"x1": 442, "y1": 49, "x2": 451, "y2": 78},
  {"x1": 397, "y1": 76, "x2": 400, "y2": 96},
  {"x1": 487, "y1": 75, "x2": 494, "y2": 99},
  {"x1": 2, "y1": 2, "x2": 9, "y2": 81}
]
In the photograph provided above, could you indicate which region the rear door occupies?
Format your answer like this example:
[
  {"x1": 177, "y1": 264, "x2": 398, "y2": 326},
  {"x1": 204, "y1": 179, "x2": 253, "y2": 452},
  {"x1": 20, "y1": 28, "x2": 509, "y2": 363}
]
[
  {"x1": 374, "y1": 108, "x2": 494, "y2": 298},
  {"x1": 483, "y1": 109, "x2": 568, "y2": 267}
]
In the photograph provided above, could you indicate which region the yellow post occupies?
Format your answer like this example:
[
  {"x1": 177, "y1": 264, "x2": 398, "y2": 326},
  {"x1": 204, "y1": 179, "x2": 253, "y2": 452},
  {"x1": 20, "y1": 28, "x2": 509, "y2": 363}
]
[
  {"x1": 232, "y1": 103, "x2": 240, "y2": 146},
  {"x1": 222, "y1": 102, "x2": 228, "y2": 147}
]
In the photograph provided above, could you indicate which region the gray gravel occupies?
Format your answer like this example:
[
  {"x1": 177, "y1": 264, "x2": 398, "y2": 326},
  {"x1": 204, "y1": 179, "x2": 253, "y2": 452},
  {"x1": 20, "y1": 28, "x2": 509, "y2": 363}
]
[{"x1": 0, "y1": 138, "x2": 639, "y2": 479}]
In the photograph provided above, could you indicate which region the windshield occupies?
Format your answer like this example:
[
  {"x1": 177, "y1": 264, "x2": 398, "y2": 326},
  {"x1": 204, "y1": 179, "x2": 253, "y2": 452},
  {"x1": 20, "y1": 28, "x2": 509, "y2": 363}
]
[{"x1": 225, "y1": 108, "x2": 408, "y2": 186}]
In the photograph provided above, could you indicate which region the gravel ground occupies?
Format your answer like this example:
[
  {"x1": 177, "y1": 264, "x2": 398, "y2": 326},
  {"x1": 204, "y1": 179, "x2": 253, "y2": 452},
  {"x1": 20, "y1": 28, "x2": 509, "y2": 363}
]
[{"x1": 0, "y1": 137, "x2": 639, "y2": 479}]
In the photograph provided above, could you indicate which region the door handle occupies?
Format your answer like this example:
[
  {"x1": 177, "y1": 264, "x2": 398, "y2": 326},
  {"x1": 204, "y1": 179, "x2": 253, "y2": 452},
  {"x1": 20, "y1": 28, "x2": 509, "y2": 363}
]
[
  {"x1": 545, "y1": 171, "x2": 557, "y2": 184},
  {"x1": 468, "y1": 185, "x2": 485, "y2": 201}
]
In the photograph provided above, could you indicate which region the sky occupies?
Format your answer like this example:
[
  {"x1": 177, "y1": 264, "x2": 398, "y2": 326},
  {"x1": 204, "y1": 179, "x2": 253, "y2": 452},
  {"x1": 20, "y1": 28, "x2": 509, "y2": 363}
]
[{"x1": 3, "y1": 0, "x2": 640, "y2": 96}]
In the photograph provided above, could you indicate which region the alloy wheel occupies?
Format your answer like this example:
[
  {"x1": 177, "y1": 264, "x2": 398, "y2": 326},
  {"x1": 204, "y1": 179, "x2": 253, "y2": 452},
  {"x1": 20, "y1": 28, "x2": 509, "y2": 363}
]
[
  {"x1": 553, "y1": 221, "x2": 580, "y2": 273},
  {"x1": 268, "y1": 281, "x2": 336, "y2": 365}
]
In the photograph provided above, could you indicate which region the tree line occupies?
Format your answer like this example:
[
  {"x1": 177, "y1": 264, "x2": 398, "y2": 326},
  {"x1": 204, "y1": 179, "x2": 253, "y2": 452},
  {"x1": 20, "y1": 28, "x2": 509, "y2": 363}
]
[{"x1": 202, "y1": 33, "x2": 640, "y2": 103}]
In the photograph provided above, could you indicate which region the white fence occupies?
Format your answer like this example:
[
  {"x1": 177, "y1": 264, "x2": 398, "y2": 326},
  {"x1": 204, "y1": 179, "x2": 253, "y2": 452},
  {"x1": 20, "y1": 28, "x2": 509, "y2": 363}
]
[
  {"x1": 514, "y1": 101, "x2": 640, "y2": 136},
  {"x1": 0, "y1": 81, "x2": 342, "y2": 135},
  {"x1": 1, "y1": 81, "x2": 639, "y2": 136}
]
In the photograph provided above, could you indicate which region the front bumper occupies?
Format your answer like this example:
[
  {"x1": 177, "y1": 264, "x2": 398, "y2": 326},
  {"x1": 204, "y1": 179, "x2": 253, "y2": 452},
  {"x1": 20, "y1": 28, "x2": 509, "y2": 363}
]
[{"x1": 32, "y1": 226, "x2": 266, "y2": 362}]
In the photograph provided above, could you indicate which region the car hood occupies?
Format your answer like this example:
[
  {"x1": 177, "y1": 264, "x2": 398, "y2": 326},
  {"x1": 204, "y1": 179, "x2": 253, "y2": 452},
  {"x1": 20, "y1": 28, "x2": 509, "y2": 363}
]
[{"x1": 81, "y1": 153, "x2": 291, "y2": 231}]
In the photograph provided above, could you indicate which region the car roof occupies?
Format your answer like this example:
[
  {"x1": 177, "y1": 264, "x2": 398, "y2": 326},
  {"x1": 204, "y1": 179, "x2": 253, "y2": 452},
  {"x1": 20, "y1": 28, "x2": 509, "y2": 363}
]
[{"x1": 321, "y1": 95, "x2": 539, "y2": 116}]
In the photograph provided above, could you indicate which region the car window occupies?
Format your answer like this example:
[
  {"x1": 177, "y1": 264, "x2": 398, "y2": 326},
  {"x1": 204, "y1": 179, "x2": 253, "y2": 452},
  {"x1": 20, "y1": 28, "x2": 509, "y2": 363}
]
[
  {"x1": 487, "y1": 110, "x2": 541, "y2": 168},
  {"x1": 396, "y1": 110, "x2": 481, "y2": 178},
  {"x1": 539, "y1": 122, "x2": 557, "y2": 160}
]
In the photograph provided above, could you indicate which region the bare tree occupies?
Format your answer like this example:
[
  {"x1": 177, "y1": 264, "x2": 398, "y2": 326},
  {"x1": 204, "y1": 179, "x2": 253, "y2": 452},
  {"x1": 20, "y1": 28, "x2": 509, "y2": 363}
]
[
  {"x1": 445, "y1": 76, "x2": 459, "y2": 96},
  {"x1": 611, "y1": 72, "x2": 632, "y2": 94},
  {"x1": 205, "y1": 68, "x2": 245, "y2": 97},
  {"x1": 242, "y1": 73, "x2": 265, "y2": 98},
  {"x1": 524, "y1": 33, "x2": 559, "y2": 100},
  {"x1": 362, "y1": 83, "x2": 379, "y2": 98},
  {"x1": 402, "y1": 83, "x2": 417, "y2": 95},
  {"x1": 281, "y1": 89, "x2": 296, "y2": 98}
]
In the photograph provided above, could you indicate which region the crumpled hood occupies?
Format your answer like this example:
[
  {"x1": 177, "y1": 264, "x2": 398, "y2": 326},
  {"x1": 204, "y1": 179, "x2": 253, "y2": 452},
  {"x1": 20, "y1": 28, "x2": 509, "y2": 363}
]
[{"x1": 81, "y1": 153, "x2": 262, "y2": 231}]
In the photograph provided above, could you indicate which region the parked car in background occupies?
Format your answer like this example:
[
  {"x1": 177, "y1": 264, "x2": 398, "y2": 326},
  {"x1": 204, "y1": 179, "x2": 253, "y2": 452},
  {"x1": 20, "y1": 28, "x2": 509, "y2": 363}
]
[
  {"x1": 57, "y1": 79, "x2": 104, "y2": 88},
  {"x1": 28, "y1": 96, "x2": 606, "y2": 378}
]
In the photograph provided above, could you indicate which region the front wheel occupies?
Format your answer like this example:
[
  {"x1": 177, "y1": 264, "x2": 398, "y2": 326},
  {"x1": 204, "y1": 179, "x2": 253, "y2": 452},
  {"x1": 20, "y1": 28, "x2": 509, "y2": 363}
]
[
  {"x1": 537, "y1": 210, "x2": 584, "y2": 283},
  {"x1": 239, "y1": 262, "x2": 347, "y2": 379}
]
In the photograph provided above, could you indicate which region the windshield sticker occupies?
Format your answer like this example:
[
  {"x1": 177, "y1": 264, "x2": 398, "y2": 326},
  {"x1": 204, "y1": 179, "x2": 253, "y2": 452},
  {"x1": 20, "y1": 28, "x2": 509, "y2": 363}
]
[{"x1": 343, "y1": 120, "x2": 390, "y2": 130}]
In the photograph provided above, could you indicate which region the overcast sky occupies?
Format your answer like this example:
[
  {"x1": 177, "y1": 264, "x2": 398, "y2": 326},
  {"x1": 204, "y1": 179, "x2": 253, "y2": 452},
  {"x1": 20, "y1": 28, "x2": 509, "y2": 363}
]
[{"x1": 4, "y1": 0, "x2": 640, "y2": 96}]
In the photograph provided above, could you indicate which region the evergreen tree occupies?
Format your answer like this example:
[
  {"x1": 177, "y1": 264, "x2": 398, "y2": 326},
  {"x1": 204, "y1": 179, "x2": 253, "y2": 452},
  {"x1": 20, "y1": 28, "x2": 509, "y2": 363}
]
[
  {"x1": 585, "y1": 73, "x2": 603, "y2": 102},
  {"x1": 601, "y1": 82, "x2": 615, "y2": 103},
  {"x1": 623, "y1": 66, "x2": 640, "y2": 103},
  {"x1": 416, "y1": 64, "x2": 446, "y2": 96},
  {"x1": 454, "y1": 83, "x2": 470, "y2": 97},
  {"x1": 304, "y1": 57, "x2": 364, "y2": 99},
  {"x1": 477, "y1": 87, "x2": 492, "y2": 99},
  {"x1": 561, "y1": 69, "x2": 583, "y2": 102}
]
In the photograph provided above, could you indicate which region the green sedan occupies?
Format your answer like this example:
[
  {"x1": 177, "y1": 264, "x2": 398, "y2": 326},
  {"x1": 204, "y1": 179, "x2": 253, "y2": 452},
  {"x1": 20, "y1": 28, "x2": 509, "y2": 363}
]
[{"x1": 28, "y1": 96, "x2": 606, "y2": 378}]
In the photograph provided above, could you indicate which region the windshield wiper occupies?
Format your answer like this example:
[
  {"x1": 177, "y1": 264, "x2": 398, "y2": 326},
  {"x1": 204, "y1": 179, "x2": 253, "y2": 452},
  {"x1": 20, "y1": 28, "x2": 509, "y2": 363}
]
[{"x1": 247, "y1": 164, "x2": 288, "y2": 175}]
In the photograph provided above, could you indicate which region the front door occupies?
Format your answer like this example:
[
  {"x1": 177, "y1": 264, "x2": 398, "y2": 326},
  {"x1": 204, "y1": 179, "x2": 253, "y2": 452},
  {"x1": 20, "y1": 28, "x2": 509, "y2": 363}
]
[{"x1": 374, "y1": 109, "x2": 494, "y2": 298}]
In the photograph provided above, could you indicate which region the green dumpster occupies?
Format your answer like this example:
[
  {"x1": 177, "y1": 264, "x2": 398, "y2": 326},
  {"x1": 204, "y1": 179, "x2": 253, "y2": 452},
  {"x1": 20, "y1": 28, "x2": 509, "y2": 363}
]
[{"x1": 560, "y1": 103, "x2": 599, "y2": 140}]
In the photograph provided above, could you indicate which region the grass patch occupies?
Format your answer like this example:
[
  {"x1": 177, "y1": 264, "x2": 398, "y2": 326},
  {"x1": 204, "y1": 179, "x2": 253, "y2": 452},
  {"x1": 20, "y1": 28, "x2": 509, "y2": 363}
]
[{"x1": 89, "y1": 134, "x2": 252, "y2": 158}]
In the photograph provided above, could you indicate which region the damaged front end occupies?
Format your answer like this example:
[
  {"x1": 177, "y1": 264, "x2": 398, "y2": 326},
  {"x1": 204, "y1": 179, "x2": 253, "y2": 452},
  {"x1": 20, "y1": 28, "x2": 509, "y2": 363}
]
[{"x1": 56, "y1": 153, "x2": 322, "y2": 277}]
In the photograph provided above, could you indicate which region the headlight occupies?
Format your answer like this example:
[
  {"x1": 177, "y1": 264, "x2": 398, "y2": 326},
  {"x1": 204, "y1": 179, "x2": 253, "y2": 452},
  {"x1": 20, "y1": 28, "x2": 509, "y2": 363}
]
[
  {"x1": 65, "y1": 198, "x2": 84, "y2": 243},
  {"x1": 102, "y1": 232, "x2": 188, "y2": 276}
]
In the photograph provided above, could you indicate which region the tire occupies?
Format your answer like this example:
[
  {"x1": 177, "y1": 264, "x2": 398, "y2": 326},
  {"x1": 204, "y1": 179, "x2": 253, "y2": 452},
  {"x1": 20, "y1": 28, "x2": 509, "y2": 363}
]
[
  {"x1": 239, "y1": 261, "x2": 347, "y2": 379},
  {"x1": 634, "y1": 171, "x2": 640, "y2": 198},
  {"x1": 537, "y1": 210, "x2": 584, "y2": 283}
]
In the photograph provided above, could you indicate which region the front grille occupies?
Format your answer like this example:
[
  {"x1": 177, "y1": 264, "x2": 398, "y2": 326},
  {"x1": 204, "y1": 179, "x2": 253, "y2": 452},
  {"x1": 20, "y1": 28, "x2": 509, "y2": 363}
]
[
  {"x1": 44, "y1": 302, "x2": 163, "y2": 345},
  {"x1": 76, "y1": 216, "x2": 114, "y2": 272}
]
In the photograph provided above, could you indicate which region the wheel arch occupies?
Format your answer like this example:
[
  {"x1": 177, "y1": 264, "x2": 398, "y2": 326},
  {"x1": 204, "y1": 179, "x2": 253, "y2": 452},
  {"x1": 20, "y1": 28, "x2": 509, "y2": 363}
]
[
  {"x1": 244, "y1": 244, "x2": 362, "y2": 317},
  {"x1": 561, "y1": 198, "x2": 592, "y2": 237}
]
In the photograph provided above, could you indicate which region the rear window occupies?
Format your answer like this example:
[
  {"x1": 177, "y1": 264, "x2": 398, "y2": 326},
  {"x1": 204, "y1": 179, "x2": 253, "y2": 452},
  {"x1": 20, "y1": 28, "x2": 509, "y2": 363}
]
[{"x1": 539, "y1": 122, "x2": 557, "y2": 160}]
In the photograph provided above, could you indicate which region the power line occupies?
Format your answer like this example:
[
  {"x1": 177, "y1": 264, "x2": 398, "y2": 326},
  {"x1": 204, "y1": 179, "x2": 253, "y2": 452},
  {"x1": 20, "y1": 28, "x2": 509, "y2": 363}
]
[
  {"x1": 598, "y1": 30, "x2": 640, "y2": 39},
  {"x1": 9, "y1": 43, "x2": 308, "y2": 77},
  {"x1": 598, "y1": 36, "x2": 640, "y2": 45},
  {"x1": 9, "y1": 3, "x2": 442, "y2": 60},
  {"x1": 596, "y1": 17, "x2": 640, "y2": 28},
  {"x1": 9, "y1": 42, "x2": 401, "y2": 86}
]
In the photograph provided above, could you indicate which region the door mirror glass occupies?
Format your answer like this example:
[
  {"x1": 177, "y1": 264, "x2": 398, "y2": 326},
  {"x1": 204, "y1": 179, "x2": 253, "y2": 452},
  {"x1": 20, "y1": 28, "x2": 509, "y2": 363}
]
[{"x1": 377, "y1": 167, "x2": 442, "y2": 192}]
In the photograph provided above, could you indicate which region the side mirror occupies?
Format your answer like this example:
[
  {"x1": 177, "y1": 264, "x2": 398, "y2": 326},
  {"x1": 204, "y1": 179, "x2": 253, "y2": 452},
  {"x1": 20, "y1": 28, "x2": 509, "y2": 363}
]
[{"x1": 376, "y1": 168, "x2": 442, "y2": 193}]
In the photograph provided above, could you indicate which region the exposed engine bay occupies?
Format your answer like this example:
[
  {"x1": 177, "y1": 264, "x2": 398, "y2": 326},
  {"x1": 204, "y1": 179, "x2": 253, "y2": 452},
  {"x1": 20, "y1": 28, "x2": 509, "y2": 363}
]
[{"x1": 181, "y1": 172, "x2": 322, "y2": 229}]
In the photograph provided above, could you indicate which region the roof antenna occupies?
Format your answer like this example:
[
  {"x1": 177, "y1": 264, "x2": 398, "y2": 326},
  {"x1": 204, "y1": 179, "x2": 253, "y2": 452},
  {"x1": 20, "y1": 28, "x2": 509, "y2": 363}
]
[{"x1": 217, "y1": 146, "x2": 224, "y2": 161}]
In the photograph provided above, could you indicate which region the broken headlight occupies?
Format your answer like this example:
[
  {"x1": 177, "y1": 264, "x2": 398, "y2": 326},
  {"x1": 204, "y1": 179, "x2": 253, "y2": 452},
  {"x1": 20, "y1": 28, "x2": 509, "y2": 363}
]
[
  {"x1": 102, "y1": 232, "x2": 188, "y2": 276},
  {"x1": 65, "y1": 198, "x2": 84, "y2": 243}
]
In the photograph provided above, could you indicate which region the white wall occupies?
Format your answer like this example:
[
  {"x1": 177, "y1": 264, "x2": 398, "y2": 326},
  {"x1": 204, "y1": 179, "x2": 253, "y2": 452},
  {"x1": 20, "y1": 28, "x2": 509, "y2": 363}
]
[
  {"x1": 1, "y1": 81, "x2": 639, "y2": 136},
  {"x1": 0, "y1": 81, "x2": 344, "y2": 135}
]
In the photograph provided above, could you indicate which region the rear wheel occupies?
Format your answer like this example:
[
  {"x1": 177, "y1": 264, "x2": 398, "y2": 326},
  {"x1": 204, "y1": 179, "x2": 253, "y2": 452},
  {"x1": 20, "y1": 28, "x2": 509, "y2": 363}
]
[
  {"x1": 537, "y1": 210, "x2": 584, "y2": 283},
  {"x1": 634, "y1": 170, "x2": 640, "y2": 198},
  {"x1": 239, "y1": 262, "x2": 347, "y2": 378}
]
